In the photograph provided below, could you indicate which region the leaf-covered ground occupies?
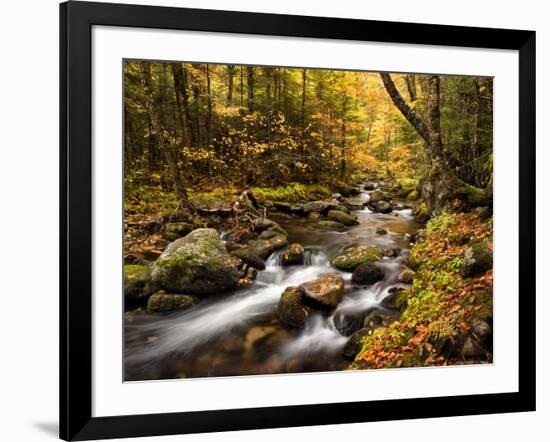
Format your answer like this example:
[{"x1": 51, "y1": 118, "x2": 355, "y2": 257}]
[{"x1": 350, "y1": 211, "x2": 493, "y2": 370}]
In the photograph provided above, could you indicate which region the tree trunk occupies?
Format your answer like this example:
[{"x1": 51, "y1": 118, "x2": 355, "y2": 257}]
[
  {"x1": 227, "y1": 65, "x2": 235, "y2": 105},
  {"x1": 405, "y1": 74, "x2": 417, "y2": 102},
  {"x1": 170, "y1": 63, "x2": 190, "y2": 146},
  {"x1": 301, "y1": 69, "x2": 307, "y2": 128},
  {"x1": 205, "y1": 65, "x2": 213, "y2": 147},
  {"x1": 247, "y1": 66, "x2": 254, "y2": 113},
  {"x1": 139, "y1": 62, "x2": 191, "y2": 210}
]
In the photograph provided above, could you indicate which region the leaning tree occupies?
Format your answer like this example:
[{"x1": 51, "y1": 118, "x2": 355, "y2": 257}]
[{"x1": 380, "y1": 73, "x2": 492, "y2": 213}]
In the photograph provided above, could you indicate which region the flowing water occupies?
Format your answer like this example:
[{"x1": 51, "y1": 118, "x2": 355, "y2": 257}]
[{"x1": 124, "y1": 187, "x2": 421, "y2": 381}]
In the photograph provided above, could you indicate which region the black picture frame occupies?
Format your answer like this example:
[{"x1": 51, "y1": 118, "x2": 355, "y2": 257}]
[{"x1": 60, "y1": 1, "x2": 536, "y2": 440}]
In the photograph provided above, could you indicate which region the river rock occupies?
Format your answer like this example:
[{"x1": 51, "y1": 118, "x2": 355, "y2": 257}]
[
  {"x1": 345, "y1": 203, "x2": 364, "y2": 211},
  {"x1": 152, "y1": 228, "x2": 240, "y2": 296},
  {"x1": 302, "y1": 200, "x2": 332, "y2": 214},
  {"x1": 471, "y1": 318, "x2": 492, "y2": 341},
  {"x1": 259, "y1": 230, "x2": 278, "y2": 240},
  {"x1": 342, "y1": 328, "x2": 370, "y2": 359},
  {"x1": 317, "y1": 220, "x2": 346, "y2": 231},
  {"x1": 351, "y1": 263, "x2": 385, "y2": 285},
  {"x1": 230, "y1": 249, "x2": 266, "y2": 270},
  {"x1": 246, "y1": 234, "x2": 289, "y2": 260},
  {"x1": 332, "y1": 193, "x2": 344, "y2": 202},
  {"x1": 461, "y1": 336, "x2": 484, "y2": 358},
  {"x1": 327, "y1": 210, "x2": 359, "y2": 226},
  {"x1": 372, "y1": 201, "x2": 392, "y2": 214},
  {"x1": 252, "y1": 218, "x2": 277, "y2": 233},
  {"x1": 290, "y1": 204, "x2": 306, "y2": 215},
  {"x1": 278, "y1": 286, "x2": 311, "y2": 328},
  {"x1": 461, "y1": 241, "x2": 492, "y2": 277},
  {"x1": 380, "y1": 287, "x2": 405, "y2": 309},
  {"x1": 333, "y1": 308, "x2": 371, "y2": 336},
  {"x1": 282, "y1": 243, "x2": 305, "y2": 266},
  {"x1": 308, "y1": 211, "x2": 322, "y2": 220},
  {"x1": 376, "y1": 227, "x2": 388, "y2": 235},
  {"x1": 124, "y1": 264, "x2": 155, "y2": 300},
  {"x1": 363, "y1": 182, "x2": 377, "y2": 190},
  {"x1": 245, "y1": 266, "x2": 258, "y2": 280},
  {"x1": 331, "y1": 245, "x2": 383, "y2": 271},
  {"x1": 163, "y1": 222, "x2": 195, "y2": 241},
  {"x1": 272, "y1": 201, "x2": 293, "y2": 213},
  {"x1": 407, "y1": 190, "x2": 419, "y2": 201},
  {"x1": 398, "y1": 268, "x2": 415, "y2": 284},
  {"x1": 300, "y1": 273, "x2": 345, "y2": 307},
  {"x1": 147, "y1": 292, "x2": 198, "y2": 313},
  {"x1": 369, "y1": 189, "x2": 388, "y2": 204}
]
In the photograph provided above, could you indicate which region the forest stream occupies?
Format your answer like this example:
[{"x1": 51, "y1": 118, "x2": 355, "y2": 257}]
[{"x1": 124, "y1": 186, "x2": 421, "y2": 381}]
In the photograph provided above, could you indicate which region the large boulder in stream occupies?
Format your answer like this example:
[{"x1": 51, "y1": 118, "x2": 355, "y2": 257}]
[
  {"x1": 331, "y1": 245, "x2": 383, "y2": 271},
  {"x1": 151, "y1": 228, "x2": 240, "y2": 296},
  {"x1": 327, "y1": 210, "x2": 359, "y2": 226},
  {"x1": 300, "y1": 273, "x2": 345, "y2": 308},
  {"x1": 278, "y1": 286, "x2": 311, "y2": 328},
  {"x1": 461, "y1": 241, "x2": 492, "y2": 277}
]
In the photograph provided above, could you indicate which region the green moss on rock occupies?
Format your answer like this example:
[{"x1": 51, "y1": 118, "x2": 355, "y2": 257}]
[
  {"x1": 124, "y1": 264, "x2": 154, "y2": 300},
  {"x1": 331, "y1": 246, "x2": 383, "y2": 271},
  {"x1": 152, "y1": 228, "x2": 239, "y2": 296},
  {"x1": 147, "y1": 292, "x2": 198, "y2": 313},
  {"x1": 327, "y1": 210, "x2": 359, "y2": 226}
]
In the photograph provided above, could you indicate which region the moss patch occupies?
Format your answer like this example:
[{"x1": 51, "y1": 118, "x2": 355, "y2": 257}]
[{"x1": 331, "y1": 246, "x2": 383, "y2": 271}]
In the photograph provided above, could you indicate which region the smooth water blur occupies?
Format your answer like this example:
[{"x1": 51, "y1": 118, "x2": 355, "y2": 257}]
[{"x1": 124, "y1": 188, "x2": 420, "y2": 380}]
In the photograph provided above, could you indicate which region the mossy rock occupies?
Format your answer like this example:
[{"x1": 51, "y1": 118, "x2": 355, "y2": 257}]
[
  {"x1": 407, "y1": 190, "x2": 419, "y2": 201},
  {"x1": 331, "y1": 246, "x2": 383, "y2": 271},
  {"x1": 327, "y1": 210, "x2": 359, "y2": 226},
  {"x1": 278, "y1": 286, "x2": 311, "y2": 328},
  {"x1": 317, "y1": 220, "x2": 345, "y2": 231},
  {"x1": 152, "y1": 228, "x2": 239, "y2": 296},
  {"x1": 282, "y1": 243, "x2": 305, "y2": 266},
  {"x1": 124, "y1": 265, "x2": 155, "y2": 300},
  {"x1": 414, "y1": 203, "x2": 430, "y2": 223},
  {"x1": 461, "y1": 241, "x2": 492, "y2": 277},
  {"x1": 147, "y1": 293, "x2": 198, "y2": 313},
  {"x1": 230, "y1": 249, "x2": 266, "y2": 270},
  {"x1": 369, "y1": 189, "x2": 388, "y2": 204},
  {"x1": 343, "y1": 328, "x2": 370, "y2": 359},
  {"x1": 163, "y1": 222, "x2": 194, "y2": 241},
  {"x1": 331, "y1": 181, "x2": 353, "y2": 197},
  {"x1": 246, "y1": 234, "x2": 288, "y2": 260}
]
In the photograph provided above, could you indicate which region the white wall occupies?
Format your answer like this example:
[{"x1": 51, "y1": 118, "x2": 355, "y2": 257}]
[{"x1": 0, "y1": 0, "x2": 546, "y2": 441}]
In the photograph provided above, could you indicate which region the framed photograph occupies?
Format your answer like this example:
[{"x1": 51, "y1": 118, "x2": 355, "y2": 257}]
[{"x1": 60, "y1": 1, "x2": 536, "y2": 440}]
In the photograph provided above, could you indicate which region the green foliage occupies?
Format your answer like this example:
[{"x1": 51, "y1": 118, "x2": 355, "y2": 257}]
[{"x1": 252, "y1": 183, "x2": 331, "y2": 202}]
